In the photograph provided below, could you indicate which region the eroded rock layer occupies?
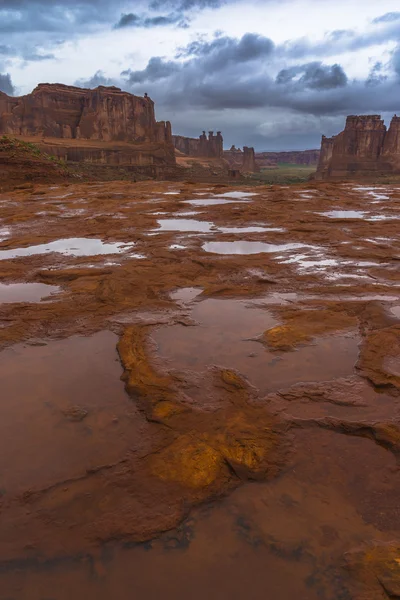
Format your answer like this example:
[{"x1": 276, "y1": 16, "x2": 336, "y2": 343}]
[
  {"x1": 0, "y1": 84, "x2": 175, "y2": 167},
  {"x1": 316, "y1": 113, "x2": 400, "y2": 179}
]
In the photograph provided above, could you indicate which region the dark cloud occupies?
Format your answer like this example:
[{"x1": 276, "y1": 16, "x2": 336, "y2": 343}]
[
  {"x1": 114, "y1": 12, "x2": 188, "y2": 29},
  {"x1": 393, "y1": 45, "x2": 400, "y2": 78},
  {"x1": 366, "y1": 61, "x2": 388, "y2": 86},
  {"x1": 279, "y1": 17, "x2": 400, "y2": 60},
  {"x1": 276, "y1": 62, "x2": 348, "y2": 90},
  {"x1": 372, "y1": 12, "x2": 400, "y2": 24},
  {"x1": 0, "y1": 73, "x2": 15, "y2": 95},
  {"x1": 76, "y1": 70, "x2": 118, "y2": 89},
  {"x1": 123, "y1": 58, "x2": 181, "y2": 84}
]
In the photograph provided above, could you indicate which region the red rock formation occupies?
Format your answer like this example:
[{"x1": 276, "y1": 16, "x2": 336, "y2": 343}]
[
  {"x1": 223, "y1": 145, "x2": 259, "y2": 173},
  {"x1": 0, "y1": 84, "x2": 175, "y2": 167},
  {"x1": 172, "y1": 131, "x2": 223, "y2": 158},
  {"x1": 315, "y1": 114, "x2": 400, "y2": 179},
  {"x1": 242, "y1": 147, "x2": 259, "y2": 173},
  {"x1": 255, "y1": 150, "x2": 320, "y2": 168}
]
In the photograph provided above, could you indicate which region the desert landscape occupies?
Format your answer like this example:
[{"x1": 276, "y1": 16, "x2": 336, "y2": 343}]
[{"x1": 1, "y1": 2, "x2": 400, "y2": 598}]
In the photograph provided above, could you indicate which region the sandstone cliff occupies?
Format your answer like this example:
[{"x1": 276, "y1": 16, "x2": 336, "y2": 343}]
[
  {"x1": 0, "y1": 84, "x2": 175, "y2": 168},
  {"x1": 316, "y1": 114, "x2": 400, "y2": 179}
]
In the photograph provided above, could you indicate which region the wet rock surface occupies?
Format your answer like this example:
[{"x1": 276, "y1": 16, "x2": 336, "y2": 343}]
[{"x1": 0, "y1": 180, "x2": 399, "y2": 598}]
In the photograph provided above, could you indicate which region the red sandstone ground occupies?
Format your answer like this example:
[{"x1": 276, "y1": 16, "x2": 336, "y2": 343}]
[{"x1": 0, "y1": 178, "x2": 399, "y2": 598}]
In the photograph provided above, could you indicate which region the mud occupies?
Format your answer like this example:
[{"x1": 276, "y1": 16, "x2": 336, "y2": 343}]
[{"x1": 0, "y1": 180, "x2": 399, "y2": 598}]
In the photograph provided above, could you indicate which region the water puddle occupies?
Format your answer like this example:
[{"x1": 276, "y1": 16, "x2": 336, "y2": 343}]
[
  {"x1": 153, "y1": 298, "x2": 359, "y2": 394},
  {"x1": 170, "y1": 244, "x2": 186, "y2": 250},
  {"x1": 390, "y1": 306, "x2": 400, "y2": 318},
  {"x1": 185, "y1": 198, "x2": 249, "y2": 207},
  {"x1": 0, "y1": 227, "x2": 11, "y2": 241},
  {"x1": 202, "y1": 241, "x2": 307, "y2": 255},
  {"x1": 157, "y1": 219, "x2": 215, "y2": 233},
  {"x1": 0, "y1": 331, "x2": 149, "y2": 493},
  {"x1": 0, "y1": 282, "x2": 60, "y2": 303},
  {"x1": 170, "y1": 287, "x2": 203, "y2": 303},
  {"x1": 218, "y1": 226, "x2": 283, "y2": 234},
  {"x1": 214, "y1": 191, "x2": 258, "y2": 198},
  {"x1": 0, "y1": 238, "x2": 135, "y2": 260},
  {"x1": 322, "y1": 210, "x2": 366, "y2": 219}
]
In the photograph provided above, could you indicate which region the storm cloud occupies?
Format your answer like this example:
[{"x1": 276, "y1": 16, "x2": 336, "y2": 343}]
[{"x1": 0, "y1": 73, "x2": 15, "y2": 95}]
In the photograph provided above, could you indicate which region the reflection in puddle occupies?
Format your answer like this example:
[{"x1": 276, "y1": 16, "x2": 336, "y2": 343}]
[
  {"x1": 0, "y1": 282, "x2": 60, "y2": 303},
  {"x1": 185, "y1": 198, "x2": 248, "y2": 207},
  {"x1": 157, "y1": 219, "x2": 214, "y2": 233},
  {"x1": 219, "y1": 226, "x2": 284, "y2": 234},
  {"x1": 0, "y1": 238, "x2": 135, "y2": 260},
  {"x1": 203, "y1": 241, "x2": 307, "y2": 255},
  {"x1": 153, "y1": 298, "x2": 359, "y2": 393},
  {"x1": 0, "y1": 227, "x2": 11, "y2": 241},
  {"x1": 170, "y1": 287, "x2": 203, "y2": 303},
  {"x1": 0, "y1": 331, "x2": 145, "y2": 493},
  {"x1": 322, "y1": 210, "x2": 365, "y2": 219},
  {"x1": 215, "y1": 191, "x2": 258, "y2": 198}
]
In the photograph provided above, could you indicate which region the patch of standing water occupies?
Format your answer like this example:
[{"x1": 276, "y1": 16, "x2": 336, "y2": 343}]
[
  {"x1": 202, "y1": 241, "x2": 308, "y2": 255},
  {"x1": 218, "y1": 226, "x2": 284, "y2": 234},
  {"x1": 170, "y1": 288, "x2": 203, "y2": 303},
  {"x1": 170, "y1": 244, "x2": 186, "y2": 250},
  {"x1": 153, "y1": 297, "x2": 360, "y2": 394},
  {"x1": 157, "y1": 219, "x2": 215, "y2": 233},
  {"x1": 390, "y1": 306, "x2": 400, "y2": 319},
  {"x1": 185, "y1": 198, "x2": 249, "y2": 207},
  {"x1": 0, "y1": 238, "x2": 135, "y2": 260},
  {"x1": 214, "y1": 191, "x2": 258, "y2": 198},
  {"x1": 0, "y1": 228, "x2": 10, "y2": 242},
  {"x1": 0, "y1": 283, "x2": 60, "y2": 303},
  {"x1": 321, "y1": 210, "x2": 366, "y2": 219},
  {"x1": 174, "y1": 211, "x2": 200, "y2": 217}
]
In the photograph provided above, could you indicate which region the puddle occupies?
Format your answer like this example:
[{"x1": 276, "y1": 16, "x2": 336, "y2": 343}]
[
  {"x1": 322, "y1": 210, "x2": 366, "y2": 219},
  {"x1": 185, "y1": 199, "x2": 249, "y2": 207},
  {"x1": 157, "y1": 219, "x2": 215, "y2": 233},
  {"x1": 0, "y1": 238, "x2": 135, "y2": 260},
  {"x1": 0, "y1": 282, "x2": 60, "y2": 303},
  {"x1": 153, "y1": 298, "x2": 359, "y2": 394},
  {"x1": 214, "y1": 191, "x2": 258, "y2": 198},
  {"x1": 170, "y1": 287, "x2": 203, "y2": 303},
  {"x1": 170, "y1": 244, "x2": 186, "y2": 250},
  {"x1": 202, "y1": 241, "x2": 307, "y2": 255},
  {"x1": 218, "y1": 226, "x2": 283, "y2": 234},
  {"x1": 0, "y1": 227, "x2": 11, "y2": 241},
  {"x1": 390, "y1": 306, "x2": 400, "y2": 318},
  {"x1": 174, "y1": 211, "x2": 200, "y2": 217},
  {"x1": 163, "y1": 191, "x2": 180, "y2": 195},
  {"x1": 0, "y1": 331, "x2": 148, "y2": 493}
]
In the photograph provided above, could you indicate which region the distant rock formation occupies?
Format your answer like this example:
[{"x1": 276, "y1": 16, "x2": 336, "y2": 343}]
[
  {"x1": 0, "y1": 84, "x2": 175, "y2": 168},
  {"x1": 172, "y1": 131, "x2": 223, "y2": 159},
  {"x1": 255, "y1": 150, "x2": 320, "y2": 168},
  {"x1": 316, "y1": 114, "x2": 400, "y2": 179},
  {"x1": 223, "y1": 145, "x2": 259, "y2": 173}
]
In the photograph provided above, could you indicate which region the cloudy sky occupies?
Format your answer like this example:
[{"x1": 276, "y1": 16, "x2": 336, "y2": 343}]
[{"x1": 1, "y1": 0, "x2": 400, "y2": 150}]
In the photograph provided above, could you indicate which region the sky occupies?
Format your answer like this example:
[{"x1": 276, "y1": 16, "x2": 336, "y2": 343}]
[{"x1": 1, "y1": 0, "x2": 400, "y2": 150}]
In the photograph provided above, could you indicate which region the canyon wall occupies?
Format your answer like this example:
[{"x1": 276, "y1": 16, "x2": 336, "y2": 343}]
[
  {"x1": 256, "y1": 149, "x2": 320, "y2": 168},
  {"x1": 316, "y1": 114, "x2": 400, "y2": 179},
  {"x1": 172, "y1": 131, "x2": 223, "y2": 159},
  {"x1": 0, "y1": 84, "x2": 175, "y2": 167}
]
